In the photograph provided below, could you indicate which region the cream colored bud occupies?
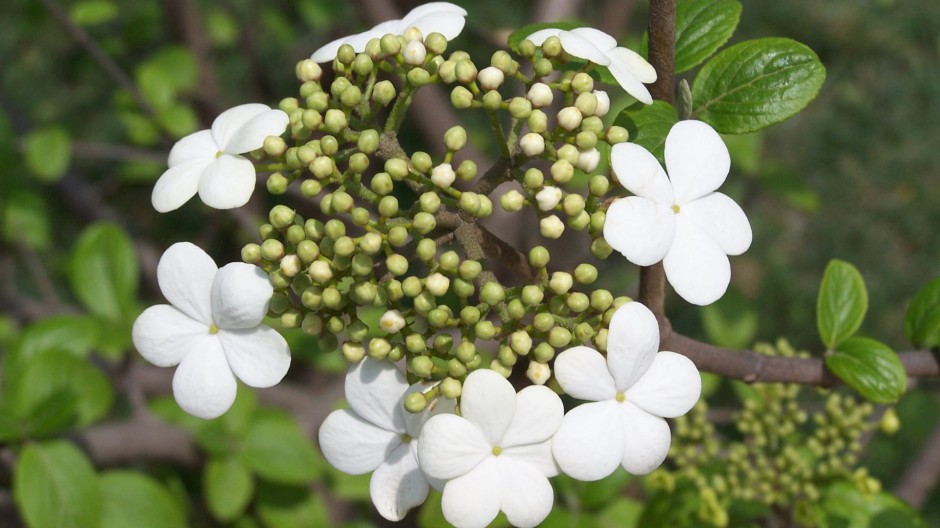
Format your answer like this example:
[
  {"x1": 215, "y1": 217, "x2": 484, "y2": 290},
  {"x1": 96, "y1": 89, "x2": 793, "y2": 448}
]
[
  {"x1": 308, "y1": 260, "x2": 333, "y2": 283},
  {"x1": 519, "y1": 132, "x2": 545, "y2": 157},
  {"x1": 431, "y1": 163, "x2": 456, "y2": 188},
  {"x1": 576, "y1": 148, "x2": 601, "y2": 172},
  {"x1": 478, "y1": 67, "x2": 505, "y2": 90},
  {"x1": 403, "y1": 40, "x2": 427, "y2": 65},
  {"x1": 557, "y1": 107, "x2": 583, "y2": 131},
  {"x1": 594, "y1": 90, "x2": 610, "y2": 117},
  {"x1": 535, "y1": 186, "x2": 562, "y2": 211},
  {"x1": 526, "y1": 82, "x2": 553, "y2": 108},
  {"x1": 279, "y1": 254, "x2": 302, "y2": 277},
  {"x1": 540, "y1": 215, "x2": 565, "y2": 239},
  {"x1": 526, "y1": 361, "x2": 551, "y2": 385},
  {"x1": 403, "y1": 27, "x2": 424, "y2": 42},
  {"x1": 379, "y1": 309, "x2": 407, "y2": 333},
  {"x1": 426, "y1": 272, "x2": 451, "y2": 297}
]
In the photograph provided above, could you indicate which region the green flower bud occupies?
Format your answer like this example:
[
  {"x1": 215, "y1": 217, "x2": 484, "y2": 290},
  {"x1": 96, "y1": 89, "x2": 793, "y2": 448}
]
[
  {"x1": 306, "y1": 91, "x2": 329, "y2": 112},
  {"x1": 568, "y1": 210, "x2": 590, "y2": 231},
  {"x1": 331, "y1": 191, "x2": 354, "y2": 214},
  {"x1": 380, "y1": 34, "x2": 401, "y2": 55},
  {"x1": 370, "y1": 172, "x2": 393, "y2": 195},
  {"x1": 300, "y1": 179, "x2": 322, "y2": 197},
  {"x1": 455, "y1": 59, "x2": 478, "y2": 83},
  {"x1": 460, "y1": 307, "x2": 481, "y2": 326},
  {"x1": 304, "y1": 220, "x2": 325, "y2": 242},
  {"x1": 518, "y1": 285, "x2": 542, "y2": 307},
  {"x1": 351, "y1": 253, "x2": 374, "y2": 276},
  {"x1": 405, "y1": 334, "x2": 426, "y2": 354},
  {"x1": 581, "y1": 116, "x2": 604, "y2": 134},
  {"x1": 498, "y1": 346, "x2": 517, "y2": 367},
  {"x1": 575, "y1": 130, "x2": 598, "y2": 151},
  {"x1": 519, "y1": 132, "x2": 545, "y2": 157},
  {"x1": 508, "y1": 97, "x2": 532, "y2": 119},
  {"x1": 323, "y1": 109, "x2": 347, "y2": 134},
  {"x1": 348, "y1": 152, "x2": 370, "y2": 174},
  {"x1": 591, "y1": 290, "x2": 613, "y2": 313},
  {"x1": 438, "y1": 60, "x2": 457, "y2": 83},
  {"x1": 352, "y1": 281, "x2": 377, "y2": 304},
  {"x1": 262, "y1": 135, "x2": 287, "y2": 158},
  {"x1": 444, "y1": 126, "x2": 468, "y2": 151},
  {"x1": 432, "y1": 333, "x2": 453, "y2": 354},
  {"x1": 574, "y1": 322, "x2": 595, "y2": 343},
  {"x1": 533, "y1": 342, "x2": 555, "y2": 362},
  {"x1": 476, "y1": 196, "x2": 493, "y2": 218},
  {"x1": 550, "y1": 160, "x2": 574, "y2": 184},
  {"x1": 426, "y1": 272, "x2": 451, "y2": 297},
  {"x1": 482, "y1": 90, "x2": 502, "y2": 110},
  {"x1": 402, "y1": 276, "x2": 423, "y2": 297},
  {"x1": 606, "y1": 125, "x2": 630, "y2": 144},
  {"x1": 373, "y1": 80, "x2": 397, "y2": 106},
  {"x1": 279, "y1": 97, "x2": 299, "y2": 113},
  {"x1": 533, "y1": 57, "x2": 553, "y2": 77},
  {"x1": 385, "y1": 280, "x2": 403, "y2": 302},
  {"x1": 510, "y1": 330, "x2": 533, "y2": 355},
  {"x1": 261, "y1": 239, "x2": 285, "y2": 261},
  {"x1": 541, "y1": 35, "x2": 562, "y2": 57},
  {"x1": 321, "y1": 286, "x2": 342, "y2": 309},
  {"x1": 454, "y1": 260, "x2": 480, "y2": 281},
  {"x1": 591, "y1": 237, "x2": 613, "y2": 259},
  {"x1": 518, "y1": 39, "x2": 536, "y2": 58},
  {"x1": 388, "y1": 225, "x2": 409, "y2": 247},
  {"x1": 259, "y1": 223, "x2": 277, "y2": 240},
  {"x1": 296, "y1": 59, "x2": 323, "y2": 81},
  {"x1": 567, "y1": 292, "x2": 590, "y2": 313},
  {"x1": 457, "y1": 159, "x2": 477, "y2": 180},
  {"x1": 574, "y1": 263, "x2": 598, "y2": 285},
  {"x1": 413, "y1": 211, "x2": 436, "y2": 234},
  {"x1": 556, "y1": 144, "x2": 580, "y2": 165},
  {"x1": 348, "y1": 319, "x2": 369, "y2": 342},
  {"x1": 527, "y1": 109, "x2": 548, "y2": 133},
  {"x1": 421, "y1": 31, "x2": 447, "y2": 54},
  {"x1": 459, "y1": 192, "x2": 481, "y2": 215},
  {"x1": 281, "y1": 308, "x2": 302, "y2": 328},
  {"x1": 310, "y1": 156, "x2": 334, "y2": 179},
  {"x1": 378, "y1": 195, "x2": 399, "y2": 217},
  {"x1": 340, "y1": 342, "x2": 364, "y2": 363},
  {"x1": 571, "y1": 72, "x2": 594, "y2": 94},
  {"x1": 574, "y1": 92, "x2": 598, "y2": 117},
  {"x1": 324, "y1": 219, "x2": 346, "y2": 240},
  {"x1": 407, "y1": 67, "x2": 432, "y2": 86},
  {"x1": 549, "y1": 272, "x2": 574, "y2": 295},
  {"x1": 500, "y1": 189, "x2": 525, "y2": 212},
  {"x1": 286, "y1": 224, "x2": 306, "y2": 246},
  {"x1": 441, "y1": 377, "x2": 462, "y2": 398},
  {"x1": 475, "y1": 320, "x2": 497, "y2": 339},
  {"x1": 279, "y1": 254, "x2": 302, "y2": 278},
  {"x1": 336, "y1": 44, "x2": 356, "y2": 65},
  {"x1": 351, "y1": 207, "x2": 370, "y2": 227},
  {"x1": 589, "y1": 175, "x2": 610, "y2": 196},
  {"x1": 385, "y1": 158, "x2": 409, "y2": 180},
  {"x1": 452, "y1": 277, "x2": 475, "y2": 298},
  {"x1": 340, "y1": 85, "x2": 363, "y2": 107},
  {"x1": 528, "y1": 246, "x2": 550, "y2": 268},
  {"x1": 352, "y1": 53, "x2": 374, "y2": 76},
  {"x1": 242, "y1": 243, "x2": 262, "y2": 264},
  {"x1": 451, "y1": 86, "x2": 474, "y2": 109},
  {"x1": 557, "y1": 106, "x2": 583, "y2": 131},
  {"x1": 268, "y1": 292, "x2": 289, "y2": 315},
  {"x1": 548, "y1": 326, "x2": 572, "y2": 348},
  {"x1": 308, "y1": 261, "x2": 333, "y2": 284},
  {"x1": 295, "y1": 240, "x2": 319, "y2": 264},
  {"x1": 386, "y1": 254, "x2": 409, "y2": 276},
  {"x1": 523, "y1": 168, "x2": 544, "y2": 189},
  {"x1": 540, "y1": 215, "x2": 564, "y2": 239},
  {"x1": 334, "y1": 236, "x2": 356, "y2": 258},
  {"x1": 331, "y1": 76, "x2": 351, "y2": 97},
  {"x1": 481, "y1": 282, "x2": 505, "y2": 306},
  {"x1": 269, "y1": 205, "x2": 296, "y2": 229},
  {"x1": 428, "y1": 307, "x2": 450, "y2": 328},
  {"x1": 298, "y1": 144, "x2": 318, "y2": 165},
  {"x1": 533, "y1": 312, "x2": 554, "y2": 333}
]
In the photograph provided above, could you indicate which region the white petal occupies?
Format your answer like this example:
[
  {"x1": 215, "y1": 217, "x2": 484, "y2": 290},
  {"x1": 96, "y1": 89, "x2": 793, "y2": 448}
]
[
  {"x1": 401, "y1": 11, "x2": 466, "y2": 40},
  {"x1": 151, "y1": 158, "x2": 211, "y2": 213},
  {"x1": 168, "y1": 129, "x2": 216, "y2": 167},
  {"x1": 441, "y1": 457, "x2": 501, "y2": 528},
  {"x1": 569, "y1": 27, "x2": 618, "y2": 52},
  {"x1": 319, "y1": 409, "x2": 400, "y2": 474},
  {"x1": 459, "y1": 370, "x2": 517, "y2": 445},
  {"x1": 346, "y1": 358, "x2": 409, "y2": 432},
  {"x1": 132, "y1": 305, "x2": 207, "y2": 367},
  {"x1": 607, "y1": 59, "x2": 653, "y2": 105},
  {"x1": 500, "y1": 385, "x2": 563, "y2": 448},
  {"x1": 211, "y1": 262, "x2": 273, "y2": 329},
  {"x1": 370, "y1": 443, "x2": 429, "y2": 522},
  {"x1": 551, "y1": 400, "x2": 623, "y2": 481},
  {"x1": 607, "y1": 47, "x2": 657, "y2": 83},
  {"x1": 418, "y1": 414, "x2": 490, "y2": 480},
  {"x1": 218, "y1": 326, "x2": 290, "y2": 388},
  {"x1": 524, "y1": 28, "x2": 563, "y2": 46},
  {"x1": 171, "y1": 336, "x2": 236, "y2": 419},
  {"x1": 604, "y1": 196, "x2": 676, "y2": 267},
  {"x1": 343, "y1": 28, "x2": 389, "y2": 53},
  {"x1": 606, "y1": 301, "x2": 661, "y2": 391},
  {"x1": 663, "y1": 216, "x2": 731, "y2": 305},
  {"x1": 665, "y1": 120, "x2": 730, "y2": 204},
  {"x1": 399, "y1": 2, "x2": 467, "y2": 27},
  {"x1": 681, "y1": 192, "x2": 752, "y2": 255},
  {"x1": 156, "y1": 242, "x2": 217, "y2": 325},
  {"x1": 610, "y1": 142, "x2": 674, "y2": 203},
  {"x1": 503, "y1": 440, "x2": 558, "y2": 478},
  {"x1": 402, "y1": 383, "x2": 457, "y2": 439},
  {"x1": 197, "y1": 154, "x2": 257, "y2": 210},
  {"x1": 556, "y1": 31, "x2": 611, "y2": 65},
  {"x1": 619, "y1": 402, "x2": 671, "y2": 475},
  {"x1": 627, "y1": 352, "x2": 701, "y2": 418},
  {"x1": 553, "y1": 346, "x2": 616, "y2": 401},
  {"x1": 311, "y1": 35, "x2": 350, "y2": 63},
  {"x1": 222, "y1": 109, "x2": 289, "y2": 155},
  {"x1": 497, "y1": 458, "x2": 555, "y2": 528},
  {"x1": 210, "y1": 104, "x2": 271, "y2": 151}
]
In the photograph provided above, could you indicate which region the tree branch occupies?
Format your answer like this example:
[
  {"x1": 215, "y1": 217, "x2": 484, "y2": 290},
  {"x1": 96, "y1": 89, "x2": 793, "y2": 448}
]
[{"x1": 895, "y1": 420, "x2": 940, "y2": 508}]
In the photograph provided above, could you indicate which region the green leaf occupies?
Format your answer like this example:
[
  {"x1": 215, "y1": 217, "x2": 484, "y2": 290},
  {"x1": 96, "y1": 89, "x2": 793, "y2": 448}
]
[
  {"x1": 135, "y1": 47, "x2": 197, "y2": 110},
  {"x1": 819, "y1": 481, "x2": 925, "y2": 527},
  {"x1": 700, "y1": 287, "x2": 758, "y2": 349},
  {"x1": 904, "y1": 276, "x2": 940, "y2": 348},
  {"x1": 238, "y1": 412, "x2": 321, "y2": 484},
  {"x1": 157, "y1": 103, "x2": 198, "y2": 139},
  {"x1": 69, "y1": 222, "x2": 139, "y2": 321},
  {"x1": 69, "y1": 0, "x2": 118, "y2": 26},
  {"x1": 817, "y1": 259, "x2": 868, "y2": 349},
  {"x1": 205, "y1": 457, "x2": 254, "y2": 522},
  {"x1": 507, "y1": 21, "x2": 581, "y2": 54},
  {"x1": 3, "y1": 188, "x2": 51, "y2": 249},
  {"x1": 100, "y1": 471, "x2": 187, "y2": 528},
  {"x1": 12, "y1": 315, "x2": 101, "y2": 366},
  {"x1": 674, "y1": 0, "x2": 742, "y2": 73},
  {"x1": 613, "y1": 101, "x2": 678, "y2": 163},
  {"x1": 255, "y1": 482, "x2": 329, "y2": 528},
  {"x1": 757, "y1": 164, "x2": 820, "y2": 212},
  {"x1": 692, "y1": 38, "x2": 826, "y2": 133},
  {"x1": 13, "y1": 441, "x2": 102, "y2": 528},
  {"x1": 23, "y1": 126, "x2": 71, "y2": 183},
  {"x1": 826, "y1": 337, "x2": 907, "y2": 403}
]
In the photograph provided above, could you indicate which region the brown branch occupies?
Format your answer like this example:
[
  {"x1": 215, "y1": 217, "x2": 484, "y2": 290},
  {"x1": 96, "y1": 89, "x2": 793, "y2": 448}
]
[
  {"x1": 75, "y1": 416, "x2": 202, "y2": 468},
  {"x1": 70, "y1": 141, "x2": 167, "y2": 164},
  {"x1": 439, "y1": 210, "x2": 537, "y2": 284},
  {"x1": 162, "y1": 0, "x2": 224, "y2": 122},
  {"x1": 895, "y1": 420, "x2": 940, "y2": 508}
]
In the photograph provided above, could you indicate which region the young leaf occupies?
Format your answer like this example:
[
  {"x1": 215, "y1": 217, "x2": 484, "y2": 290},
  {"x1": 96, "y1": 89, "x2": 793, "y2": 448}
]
[
  {"x1": 692, "y1": 38, "x2": 826, "y2": 133},
  {"x1": 23, "y1": 127, "x2": 72, "y2": 183},
  {"x1": 100, "y1": 471, "x2": 187, "y2": 528},
  {"x1": 826, "y1": 337, "x2": 907, "y2": 403},
  {"x1": 674, "y1": 0, "x2": 742, "y2": 73},
  {"x1": 613, "y1": 101, "x2": 678, "y2": 164},
  {"x1": 205, "y1": 457, "x2": 255, "y2": 522},
  {"x1": 507, "y1": 21, "x2": 581, "y2": 54},
  {"x1": 817, "y1": 259, "x2": 868, "y2": 349},
  {"x1": 237, "y1": 411, "x2": 322, "y2": 484},
  {"x1": 904, "y1": 276, "x2": 940, "y2": 349},
  {"x1": 13, "y1": 441, "x2": 102, "y2": 528},
  {"x1": 256, "y1": 482, "x2": 330, "y2": 528},
  {"x1": 12, "y1": 315, "x2": 101, "y2": 366},
  {"x1": 69, "y1": 222, "x2": 139, "y2": 321}
]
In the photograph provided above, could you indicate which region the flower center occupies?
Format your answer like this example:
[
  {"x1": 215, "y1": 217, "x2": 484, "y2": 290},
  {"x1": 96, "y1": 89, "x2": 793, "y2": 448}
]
[
  {"x1": 615, "y1": 391, "x2": 626, "y2": 403},
  {"x1": 671, "y1": 204, "x2": 680, "y2": 214},
  {"x1": 401, "y1": 433, "x2": 413, "y2": 444},
  {"x1": 209, "y1": 324, "x2": 219, "y2": 335},
  {"x1": 491, "y1": 445, "x2": 503, "y2": 456},
  {"x1": 215, "y1": 150, "x2": 224, "y2": 158}
]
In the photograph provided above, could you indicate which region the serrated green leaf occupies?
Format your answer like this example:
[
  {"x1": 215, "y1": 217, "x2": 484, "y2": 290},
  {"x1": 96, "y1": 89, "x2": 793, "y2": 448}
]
[
  {"x1": 256, "y1": 482, "x2": 329, "y2": 528},
  {"x1": 238, "y1": 412, "x2": 321, "y2": 484},
  {"x1": 205, "y1": 457, "x2": 254, "y2": 522},
  {"x1": 613, "y1": 101, "x2": 678, "y2": 163},
  {"x1": 817, "y1": 259, "x2": 868, "y2": 348},
  {"x1": 13, "y1": 441, "x2": 102, "y2": 528},
  {"x1": 904, "y1": 276, "x2": 940, "y2": 348},
  {"x1": 826, "y1": 337, "x2": 906, "y2": 403},
  {"x1": 507, "y1": 21, "x2": 581, "y2": 54},
  {"x1": 692, "y1": 38, "x2": 826, "y2": 133},
  {"x1": 23, "y1": 127, "x2": 71, "y2": 183},
  {"x1": 100, "y1": 471, "x2": 187, "y2": 528},
  {"x1": 69, "y1": 222, "x2": 139, "y2": 321},
  {"x1": 674, "y1": 0, "x2": 742, "y2": 72}
]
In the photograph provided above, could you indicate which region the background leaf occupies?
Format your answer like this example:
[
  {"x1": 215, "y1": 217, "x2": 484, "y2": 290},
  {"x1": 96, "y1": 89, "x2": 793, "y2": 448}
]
[
  {"x1": 237, "y1": 411, "x2": 321, "y2": 484},
  {"x1": 613, "y1": 101, "x2": 678, "y2": 163},
  {"x1": 99, "y1": 471, "x2": 187, "y2": 528},
  {"x1": 817, "y1": 259, "x2": 868, "y2": 349},
  {"x1": 68, "y1": 222, "x2": 139, "y2": 321},
  {"x1": 826, "y1": 336, "x2": 907, "y2": 403},
  {"x1": 205, "y1": 457, "x2": 254, "y2": 522},
  {"x1": 904, "y1": 276, "x2": 940, "y2": 349},
  {"x1": 23, "y1": 127, "x2": 71, "y2": 183},
  {"x1": 674, "y1": 0, "x2": 742, "y2": 73},
  {"x1": 13, "y1": 441, "x2": 102, "y2": 528}
]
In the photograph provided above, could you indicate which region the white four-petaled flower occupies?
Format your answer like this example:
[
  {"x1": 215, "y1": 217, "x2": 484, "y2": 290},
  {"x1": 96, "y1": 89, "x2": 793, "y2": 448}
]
[
  {"x1": 152, "y1": 104, "x2": 289, "y2": 212},
  {"x1": 132, "y1": 242, "x2": 291, "y2": 419},
  {"x1": 552, "y1": 302, "x2": 701, "y2": 480},
  {"x1": 526, "y1": 27, "x2": 656, "y2": 104},
  {"x1": 318, "y1": 358, "x2": 455, "y2": 521},
  {"x1": 311, "y1": 2, "x2": 468, "y2": 63},
  {"x1": 604, "y1": 120, "x2": 752, "y2": 305},
  {"x1": 419, "y1": 369, "x2": 563, "y2": 528}
]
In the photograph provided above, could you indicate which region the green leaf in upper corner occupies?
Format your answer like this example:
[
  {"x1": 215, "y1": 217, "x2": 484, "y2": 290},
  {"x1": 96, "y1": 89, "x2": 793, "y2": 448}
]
[
  {"x1": 238, "y1": 411, "x2": 321, "y2": 484},
  {"x1": 817, "y1": 259, "x2": 868, "y2": 349},
  {"x1": 826, "y1": 337, "x2": 906, "y2": 403},
  {"x1": 692, "y1": 38, "x2": 826, "y2": 134},
  {"x1": 205, "y1": 457, "x2": 254, "y2": 522},
  {"x1": 69, "y1": 0, "x2": 118, "y2": 26},
  {"x1": 700, "y1": 287, "x2": 758, "y2": 349},
  {"x1": 69, "y1": 222, "x2": 139, "y2": 321},
  {"x1": 23, "y1": 126, "x2": 71, "y2": 183},
  {"x1": 904, "y1": 276, "x2": 940, "y2": 348},
  {"x1": 256, "y1": 481, "x2": 330, "y2": 528},
  {"x1": 507, "y1": 21, "x2": 581, "y2": 54},
  {"x1": 99, "y1": 471, "x2": 187, "y2": 528},
  {"x1": 819, "y1": 481, "x2": 925, "y2": 528},
  {"x1": 613, "y1": 101, "x2": 678, "y2": 164},
  {"x1": 13, "y1": 440, "x2": 102, "y2": 528},
  {"x1": 674, "y1": 0, "x2": 742, "y2": 73}
]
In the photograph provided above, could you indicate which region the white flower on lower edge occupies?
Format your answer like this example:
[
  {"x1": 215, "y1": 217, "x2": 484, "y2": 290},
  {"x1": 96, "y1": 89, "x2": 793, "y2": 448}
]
[
  {"x1": 132, "y1": 242, "x2": 291, "y2": 419},
  {"x1": 311, "y1": 2, "x2": 467, "y2": 63},
  {"x1": 603, "y1": 120, "x2": 752, "y2": 305},
  {"x1": 319, "y1": 358, "x2": 455, "y2": 521},
  {"x1": 152, "y1": 104, "x2": 289, "y2": 212},
  {"x1": 526, "y1": 27, "x2": 656, "y2": 104},
  {"x1": 418, "y1": 369, "x2": 563, "y2": 528},
  {"x1": 551, "y1": 302, "x2": 701, "y2": 480}
]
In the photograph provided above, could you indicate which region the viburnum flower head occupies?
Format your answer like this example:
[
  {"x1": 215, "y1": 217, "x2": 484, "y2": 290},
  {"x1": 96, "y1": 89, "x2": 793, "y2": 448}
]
[
  {"x1": 552, "y1": 302, "x2": 701, "y2": 480},
  {"x1": 604, "y1": 120, "x2": 752, "y2": 305},
  {"x1": 526, "y1": 27, "x2": 656, "y2": 104},
  {"x1": 418, "y1": 369, "x2": 563, "y2": 528},
  {"x1": 311, "y1": 2, "x2": 468, "y2": 63},
  {"x1": 152, "y1": 104, "x2": 289, "y2": 212},
  {"x1": 318, "y1": 359, "x2": 456, "y2": 521},
  {"x1": 132, "y1": 243, "x2": 291, "y2": 419}
]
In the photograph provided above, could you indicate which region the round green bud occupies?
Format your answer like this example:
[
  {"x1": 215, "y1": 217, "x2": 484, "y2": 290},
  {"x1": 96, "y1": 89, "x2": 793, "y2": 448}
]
[
  {"x1": 416, "y1": 238, "x2": 437, "y2": 261},
  {"x1": 266, "y1": 172, "x2": 288, "y2": 195},
  {"x1": 438, "y1": 59, "x2": 457, "y2": 83},
  {"x1": 451, "y1": 86, "x2": 474, "y2": 109},
  {"x1": 556, "y1": 144, "x2": 580, "y2": 165},
  {"x1": 589, "y1": 175, "x2": 610, "y2": 196},
  {"x1": 498, "y1": 346, "x2": 517, "y2": 367},
  {"x1": 557, "y1": 106, "x2": 583, "y2": 131},
  {"x1": 297, "y1": 144, "x2": 318, "y2": 166},
  {"x1": 528, "y1": 246, "x2": 550, "y2": 268},
  {"x1": 336, "y1": 44, "x2": 356, "y2": 65},
  {"x1": 455, "y1": 59, "x2": 478, "y2": 83},
  {"x1": 456, "y1": 340, "x2": 476, "y2": 362},
  {"x1": 413, "y1": 212, "x2": 436, "y2": 234},
  {"x1": 385, "y1": 158, "x2": 409, "y2": 180},
  {"x1": 351, "y1": 207, "x2": 370, "y2": 227},
  {"x1": 270, "y1": 271, "x2": 291, "y2": 291},
  {"x1": 405, "y1": 334, "x2": 426, "y2": 354},
  {"x1": 296, "y1": 240, "x2": 320, "y2": 264},
  {"x1": 324, "y1": 109, "x2": 347, "y2": 134},
  {"x1": 510, "y1": 330, "x2": 533, "y2": 355},
  {"x1": 407, "y1": 67, "x2": 432, "y2": 86},
  {"x1": 301, "y1": 109, "x2": 323, "y2": 132},
  {"x1": 402, "y1": 391, "x2": 427, "y2": 413},
  {"x1": 352, "y1": 281, "x2": 377, "y2": 304},
  {"x1": 498, "y1": 189, "x2": 524, "y2": 212},
  {"x1": 296, "y1": 58, "x2": 323, "y2": 82},
  {"x1": 428, "y1": 307, "x2": 450, "y2": 328},
  {"x1": 574, "y1": 263, "x2": 598, "y2": 285},
  {"x1": 259, "y1": 223, "x2": 277, "y2": 240},
  {"x1": 568, "y1": 210, "x2": 590, "y2": 231},
  {"x1": 563, "y1": 194, "x2": 586, "y2": 217},
  {"x1": 356, "y1": 129, "x2": 380, "y2": 154},
  {"x1": 437, "y1": 250, "x2": 459, "y2": 272},
  {"x1": 606, "y1": 125, "x2": 630, "y2": 144},
  {"x1": 480, "y1": 282, "x2": 505, "y2": 306},
  {"x1": 242, "y1": 243, "x2": 262, "y2": 263},
  {"x1": 402, "y1": 276, "x2": 423, "y2": 297},
  {"x1": 549, "y1": 272, "x2": 574, "y2": 295},
  {"x1": 370, "y1": 172, "x2": 394, "y2": 195},
  {"x1": 319, "y1": 286, "x2": 341, "y2": 309},
  {"x1": 475, "y1": 196, "x2": 493, "y2": 218},
  {"x1": 574, "y1": 322, "x2": 595, "y2": 343},
  {"x1": 581, "y1": 116, "x2": 604, "y2": 134},
  {"x1": 372, "y1": 80, "x2": 397, "y2": 106},
  {"x1": 567, "y1": 292, "x2": 590, "y2": 313},
  {"x1": 388, "y1": 225, "x2": 409, "y2": 247},
  {"x1": 444, "y1": 126, "x2": 468, "y2": 151},
  {"x1": 523, "y1": 168, "x2": 545, "y2": 189},
  {"x1": 261, "y1": 239, "x2": 285, "y2": 261},
  {"x1": 432, "y1": 333, "x2": 453, "y2": 354},
  {"x1": 268, "y1": 292, "x2": 289, "y2": 315},
  {"x1": 263, "y1": 134, "x2": 288, "y2": 157},
  {"x1": 306, "y1": 91, "x2": 329, "y2": 112},
  {"x1": 348, "y1": 152, "x2": 370, "y2": 174},
  {"x1": 533, "y1": 342, "x2": 555, "y2": 362},
  {"x1": 576, "y1": 130, "x2": 598, "y2": 151},
  {"x1": 385, "y1": 280, "x2": 403, "y2": 302},
  {"x1": 366, "y1": 337, "x2": 391, "y2": 360},
  {"x1": 426, "y1": 272, "x2": 451, "y2": 297},
  {"x1": 527, "y1": 109, "x2": 548, "y2": 133},
  {"x1": 385, "y1": 254, "x2": 409, "y2": 276},
  {"x1": 508, "y1": 97, "x2": 532, "y2": 119},
  {"x1": 532, "y1": 313, "x2": 554, "y2": 333},
  {"x1": 331, "y1": 191, "x2": 354, "y2": 214},
  {"x1": 571, "y1": 72, "x2": 594, "y2": 94},
  {"x1": 521, "y1": 285, "x2": 544, "y2": 307},
  {"x1": 482, "y1": 90, "x2": 502, "y2": 110},
  {"x1": 575, "y1": 92, "x2": 598, "y2": 117},
  {"x1": 342, "y1": 341, "x2": 365, "y2": 363},
  {"x1": 269, "y1": 205, "x2": 296, "y2": 230},
  {"x1": 540, "y1": 215, "x2": 565, "y2": 239},
  {"x1": 533, "y1": 57, "x2": 553, "y2": 77},
  {"x1": 304, "y1": 219, "x2": 325, "y2": 241},
  {"x1": 459, "y1": 192, "x2": 481, "y2": 215},
  {"x1": 458, "y1": 260, "x2": 482, "y2": 281},
  {"x1": 380, "y1": 33, "x2": 401, "y2": 55},
  {"x1": 452, "y1": 277, "x2": 474, "y2": 298},
  {"x1": 308, "y1": 261, "x2": 333, "y2": 284},
  {"x1": 310, "y1": 156, "x2": 333, "y2": 179},
  {"x1": 423, "y1": 31, "x2": 447, "y2": 55},
  {"x1": 457, "y1": 159, "x2": 477, "y2": 180},
  {"x1": 279, "y1": 97, "x2": 299, "y2": 113},
  {"x1": 408, "y1": 152, "x2": 430, "y2": 174},
  {"x1": 300, "y1": 178, "x2": 322, "y2": 197},
  {"x1": 460, "y1": 306, "x2": 481, "y2": 326},
  {"x1": 589, "y1": 290, "x2": 611, "y2": 316},
  {"x1": 591, "y1": 237, "x2": 614, "y2": 259},
  {"x1": 475, "y1": 320, "x2": 497, "y2": 340},
  {"x1": 548, "y1": 326, "x2": 572, "y2": 348},
  {"x1": 347, "y1": 319, "x2": 369, "y2": 342},
  {"x1": 518, "y1": 39, "x2": 536, "y2": 57},
  {"x1": 378, "y1": 195, "x2": 399, "y2": 217},
  {"x1": 330, "y1": 76, "x2": 351, "y2": 98},
  {"x1": 441, "y1": 377, "x2": 462, "y2": 398},
  {"x1": 324, "y1": 219, "x2": 346, "y2": 240},
  {"x1": 541, "y1": 35, "x2": 562, "y2": 57},
  {"x1": 351, "y1": 253, "x2": 374, "y2": 276},
  {"x1": 352, "y1": 53, "x2": 374, "y2": 76},
  {"x1": 333, "y1": 236, "x2": 356, "y2": 258},
  {"x1": 551, "y1": 160, "x2": 575, "y2": 184},
  {"x1": 281, "y1": 308, "x2": 303, "y2": 328}
]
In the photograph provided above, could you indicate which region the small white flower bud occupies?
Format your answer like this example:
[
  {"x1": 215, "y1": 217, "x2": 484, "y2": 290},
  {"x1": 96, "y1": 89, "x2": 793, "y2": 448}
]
[
  {"x1": 403, "y1": 40, "x2": 427, "y2": 65},
  {"x1": 279, "y1": 254, "x2": 302, "y2": 277},
  {"x1": 519, "y1": 132, "x2": 545, "y2": 157},
  {"x1": 540, "y1": 215, "x2": 565, "y2": 239},
  {"x1": 576, "y1": 148, "x2": 601, "y2": 172},
  {"x1": 478, "y1": 67, "x2": 505, "y2": 90},
  {"x1": 379, "y1": 309, "x2": 407, "y2": 333},
  {"x1": 431, "y1": 163, "x2": 456, "y2": 188},
  {"x1": 526, "y1": 361, "x2": 551, "y2": 385},
  {"x1": 403, "y1": 27, "x2": 424, "y2": 42},
  {"x1": 593, "y1": 90, "x2": 610, "y2": 117},
  {"x1": 535, "y1": 186, "x2": 562, "y2": 211},
  {"x1": 526, "y1": 82, "x2": 554, "y2": 108},
  {"x1": 557, "y1": 107, "x2": 583, "y2": 131},
  {"x1": 426, "y1": 272, "x2": 451, "y2": 297}
]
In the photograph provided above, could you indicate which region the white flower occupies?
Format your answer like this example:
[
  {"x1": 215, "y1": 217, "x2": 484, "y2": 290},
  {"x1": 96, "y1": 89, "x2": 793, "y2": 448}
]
[
  {"x1": 527, "y1": 27, "x2": 656, "y2": 104},
  {"x1": 535, "y1": 186, "x2": 562, "y2": 211},
  {"x1": 311, "y1": 2, "x2": 468, "y2": 63},
  {"x1": 319, "y1": 359, "x2": 456, "y2": 521},
  {"x1": 152, "y1": 104, "x2": 288, "y2": 213},
  {"x1": 551, "y1": 302, "x2": 701, "y2": 480},
  {"x1": 603, "y1": 120, "x2": 752, "y2": 305},
  {"x1": 576, "y1": 148, "x2": 600, "y2": 172},
  {"x1": 431, "y1": 163, "x2": 456, "y2": 188},
  {"x1": 132, "y1": 242, "x2": 291, "y2": 419},
  {"x1": 419, "y1": 369, "x2": 563, "y2": 528},
  {"x1": 526, "y1": 361, "x2": 551, "y2": 385}
]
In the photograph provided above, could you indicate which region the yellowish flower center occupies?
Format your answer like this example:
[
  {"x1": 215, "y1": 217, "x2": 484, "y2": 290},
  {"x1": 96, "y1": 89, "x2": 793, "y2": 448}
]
[
  {"x1": 401, "y1": 433, "x2": 413, "y2": 444},
  {"x1": 209, "y1": 324, "x2": 219, "y2": 335},
  {"x1": 615, "y1": 391, "x2": 626, "y2": 403},
  {"x1": 492, "y1": 445, "x2": 503, "y2": 456},
  {"x1": 671, "y1": 204, "x2": 680, "y2": 214},
  {"x1": 215, "y1": 150, "x2": 224, "y2": 158}
]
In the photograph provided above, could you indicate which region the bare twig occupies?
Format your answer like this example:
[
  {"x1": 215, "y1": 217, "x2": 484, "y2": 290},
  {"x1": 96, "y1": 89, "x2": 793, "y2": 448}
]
[
  {"x1": 70, "y1": 141, "x2": 167, "y2": 164},
  {"x1": 895, "y1": 420, "x2": 940, "y2": 508}
]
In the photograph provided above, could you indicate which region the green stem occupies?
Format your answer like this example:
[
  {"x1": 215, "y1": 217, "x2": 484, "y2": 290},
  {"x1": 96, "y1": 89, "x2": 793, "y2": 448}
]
[{"x1": 384, "y1": 83, "x2": 417, "y2": 133}]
